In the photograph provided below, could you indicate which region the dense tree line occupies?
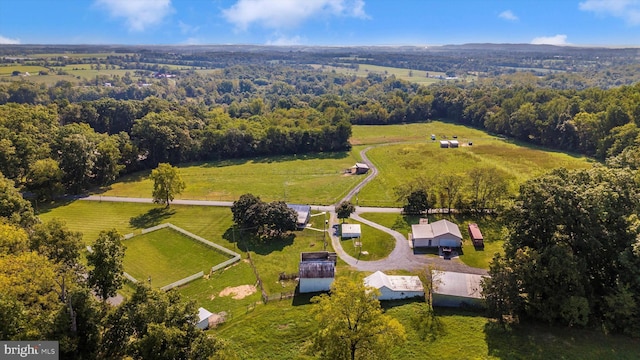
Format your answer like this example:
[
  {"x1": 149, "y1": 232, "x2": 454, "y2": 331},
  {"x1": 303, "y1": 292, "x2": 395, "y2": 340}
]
[{"x1": 483, "y1": 166, "x2": 640, "y2": 335}]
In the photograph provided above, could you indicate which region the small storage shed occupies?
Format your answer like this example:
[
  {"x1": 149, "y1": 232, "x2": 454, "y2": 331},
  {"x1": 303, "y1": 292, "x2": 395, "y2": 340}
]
[
  {"x1": 351, "y1": 162, "x2": 370, "y2": 175},
  {"x1": 287, "y1": 204, "x2": 311, "y2": 229},
  {"x1": 449, "y1": 140, "x2": 459, "y2": 148},
  {"x1": 410, "y1": 219, "x2": 462, "y2": 248},
  {"x1": 431, "y1": 270, "x2": 487, "y2": 308},
  {"x1": 341, "y1": 224, "x2": 362, "y2": 239},
  {"x1": 468, "y1": 223, "x2": 484, "y2": 247},
  {"x1": 299, "y1": 251, "x2": 337, "y2": 293},
  {"x1": 197, "y1": 307, "x2": 213, "y2": 330},
  {"x1": 364, "y1": 271, "x2": 425, "y2": 300},
  {"x1": 439, "y1": 140, "x2": 450, "y2": 148}
]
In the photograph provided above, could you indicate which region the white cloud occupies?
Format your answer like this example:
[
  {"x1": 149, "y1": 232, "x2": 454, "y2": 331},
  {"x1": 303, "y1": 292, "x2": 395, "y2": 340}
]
[
  {"x1": 222, "y1": 0, "x2": 369, "y2": 31},
  {"x1": 579, "y1": 0, "x2": 640, "y2": 25},
  {"x1": 94, "y1": 0, "x2": 173, "y2": 31},
  {"x1": 178, "y1": 21, "x2": 200, "y2": 34},
  {"x1": 266, "y1": 34, "x2": 303, "y2": 45},
  {"x1": 531, "y1": 34, "x2": 569, "y2": 45},
  {"x1": 499, "y1": 10, "x2": 518, "y2": 21},
  {"x1": 0, "y1": 35, "x2": 20, "y2": 44}
]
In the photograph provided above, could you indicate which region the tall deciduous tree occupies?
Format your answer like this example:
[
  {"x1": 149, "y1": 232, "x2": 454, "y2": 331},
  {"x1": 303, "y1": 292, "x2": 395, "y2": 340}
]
[
  {"x1": 0, "y1": 172, "x2": 37, "y2": 228},
  {"x1": 26, "y1": 158, "x2": 64, "y2": 202},
  {"x1": 149, "y1": 163, "x2": 185, "y2": 207},
  {"x1": 30, "y1": 218, "x2": 83, "y2": 270},
  {"x1": 87, "y1": 229, "x2": 126, "y2": 302},
  {"x1": 311, "y1": 277, "x2": 406, "y2": 360},
  {"x1": 335, "y1": 201, "x2": 355, "y2": 223}
]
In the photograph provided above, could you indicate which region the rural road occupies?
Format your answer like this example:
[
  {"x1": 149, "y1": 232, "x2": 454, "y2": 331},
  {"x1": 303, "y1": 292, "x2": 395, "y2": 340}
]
[{"x1": 79, "y1": 146, "x2": 487, "y2": 275}]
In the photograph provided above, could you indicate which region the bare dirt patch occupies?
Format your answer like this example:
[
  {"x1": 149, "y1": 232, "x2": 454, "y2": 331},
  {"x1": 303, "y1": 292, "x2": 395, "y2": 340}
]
[{"x1": 219, "y1": 284, "x2": 257, "y2": 300}]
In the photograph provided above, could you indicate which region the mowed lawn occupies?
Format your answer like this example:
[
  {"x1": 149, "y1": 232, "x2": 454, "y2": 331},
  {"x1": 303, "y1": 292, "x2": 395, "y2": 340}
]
[
  {"x1": 122, "y1": 227, "x2": 233, "y2": 287},
  {"x1": 352, "y1": 122, "x2": 595, "y2": 206},
  {"x1": 101, "y1": 152, "x2": 362, "y2": 204},
  {"x1": 37, "y1": 201, "x2": 236, "y2": 248}
]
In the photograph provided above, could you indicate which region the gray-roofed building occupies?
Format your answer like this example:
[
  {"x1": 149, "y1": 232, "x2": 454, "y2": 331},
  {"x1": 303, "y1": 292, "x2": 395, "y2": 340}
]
[
  {"x1": 351, "y1": 162, "x2": 370, "y2": 175},
  {"x1": 364, "y1": 271, "x2": 425, "y2": 300},
  {"x1": 431, "y1": 270, "x2": 487, "y2": 308},
  {"x1": 299, "y1": 251, "x2": 337, "y2": 293},
  {"x1": 287, "y1": 204, "x2": 311, "y2": 229},
  {"x1": 410, "y1": 219, "x2": 462, "y2": 248}
]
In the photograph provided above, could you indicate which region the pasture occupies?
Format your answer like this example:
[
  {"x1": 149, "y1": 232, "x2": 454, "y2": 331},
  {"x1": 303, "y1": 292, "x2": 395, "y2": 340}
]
[
  {"x1": 100, "y1": 152, "x2": 363, "y2": 204},
  {"x1": 122, "y1": 226, "x2": 232, "y2": 288},
  {"x1": 310, "y1": 63, "x2": 473, "y2": 85},
  {"x1": 352, "y1": 122, "x2": 594, "y2": 207},
  {"x1": 215, "y1": 289, "x2": 640, "y2": 360}
]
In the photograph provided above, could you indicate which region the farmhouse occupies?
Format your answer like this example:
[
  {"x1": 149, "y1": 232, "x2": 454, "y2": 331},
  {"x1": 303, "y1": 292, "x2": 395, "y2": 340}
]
[
  {"x1": 364, "y1": 271, "x2": 425, "y2": 300},
  {"x1": 341, "y1": 223, "x2": 361, "y2": 239},
  {"x1": 196, "y1": 307, "x2": 213, "y2": 330},
  {"x1": 350, "y1": 162, "x2": 370, "y2": 174},
  {"x1": 468, "y1": 223, "x2": 484, "y2": 247},
  {"x1": 298, "y1": 251, "x2": 337, "y2": 293},
  {"x1": 410, "y1": 219, "x2": 462, "y2": 248},
  {"x1": 431, "y1": 270, "x2": 488, "y2": 308},
  {"x1": 287, "y1": 204, "x2": 311, "y2": 229}
]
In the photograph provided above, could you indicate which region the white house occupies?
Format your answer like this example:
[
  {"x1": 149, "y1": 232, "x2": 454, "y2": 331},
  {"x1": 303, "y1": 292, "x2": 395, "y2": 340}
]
[
  {"x1": 410, "y1": 219, "x2": 462, "y2": 248},
  {"x1": 341, "y1": 224, "x2": 361, "y2": 239},
  {"x1": 197, "y1": 307, "x2": 213, "y2": 330},
  {"x1": 364, "y1": 271, "x2": 425, "y2": 300},
  {"x1": 298, "y1": 252, "x2": 336, "y2": 293},
  {"x1": 431, "y1": 270, "x2": 487, "y2": 308}
]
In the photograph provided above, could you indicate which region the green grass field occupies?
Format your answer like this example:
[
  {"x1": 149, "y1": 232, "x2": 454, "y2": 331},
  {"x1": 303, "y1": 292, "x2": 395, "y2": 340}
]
[
  {"x1": 310, "y1": 63, "x2": 474, "y2": 85},
  {"x1": 122, "y1": 227, "x2": 233, "y2": 287},
  {"x1": 351, "y1": 122, "x2": 595, "y2": 207},
  {"x1": 215, "y1": 287, "x2": 640, "y2": 360},
  {"x1": 100, "y1": 152, "x2": 363, "y2": 204},
  {"x1": 338, "y1": 220, "x2": 395, "y2": 261}
]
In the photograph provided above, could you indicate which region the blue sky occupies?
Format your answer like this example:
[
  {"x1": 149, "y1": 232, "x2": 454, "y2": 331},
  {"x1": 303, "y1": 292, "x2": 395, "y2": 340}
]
[{"x1": 1, "y1": 0, "x2": 639, "y2": 46}]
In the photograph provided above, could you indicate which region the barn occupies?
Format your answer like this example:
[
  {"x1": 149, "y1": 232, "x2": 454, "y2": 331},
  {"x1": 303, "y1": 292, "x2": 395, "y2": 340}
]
[
  {"x1": 364, "y1": 271, "x2": 425, "y2": 300},
  {"x1": 410, "y1": 219, "x2": 462, "y2": 248},
  {"x1": 351, "y1": 162, "x2": 370, "y2": 175},
  {"x1": 196, "y1": 307, "x2": 213, "y2": 330},
  {"x1": 341, "y1": 223, "x2": 361, "y2": 239},
  {"x1": 468, "y1": 223, "x2": 484, "y2": 247},
  {"x1": 431, "y1": 270, "x2": 487, "y2": 308},
  {"x1": 298, "y1": 251, "x2": 337, "y2": 293},
  {"x1": 287, "y1": 204, "x2": 311, "y2": 229}
]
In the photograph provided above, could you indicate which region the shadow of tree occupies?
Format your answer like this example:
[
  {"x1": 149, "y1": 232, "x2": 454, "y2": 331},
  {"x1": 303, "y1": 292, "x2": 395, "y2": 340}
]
[
  {"x1": 129, "y1": 207, "x2": 175, "y2": 229},
  {"x1": 222, "y1": 227, "x2": 296, "y2": 255},
  {"x1": 410, "y1": 306, "x2": 447, "y2": 342}
]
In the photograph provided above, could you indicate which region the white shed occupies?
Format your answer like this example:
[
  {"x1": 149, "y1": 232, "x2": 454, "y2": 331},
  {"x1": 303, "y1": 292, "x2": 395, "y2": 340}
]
[
  {"x1": 431, "y1": 270, "x2": 487, "y2": 308},
  {"x1": 410, "y1": 219, "x2": 462, "y2": 248},
  {"x1": 449, "y1": 140, "x2": 459, "y2": 148},
  {"x1": 439, "y1": 140, "x2": 450, "y2": 148},
  {"x1": 364, "y1": 271, "x2": 425, "y2": 300},
  {"x1": 341, "y1": 224, "x2": 361, "y2": 239},
  {"x1": 197, "y1": 307, "x2": 213, "y2": 330}
]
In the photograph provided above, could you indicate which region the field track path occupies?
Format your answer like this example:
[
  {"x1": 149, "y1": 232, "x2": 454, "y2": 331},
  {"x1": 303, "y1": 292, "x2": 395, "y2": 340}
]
[{"x1": 79, "y1": 145, "x2": 487, "y2": 274}]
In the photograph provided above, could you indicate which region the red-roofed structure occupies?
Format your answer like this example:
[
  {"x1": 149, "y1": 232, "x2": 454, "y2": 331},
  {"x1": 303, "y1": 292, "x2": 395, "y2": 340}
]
[{"x1": 468, "y1": 223, "x2": 484, "y2": 247}]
